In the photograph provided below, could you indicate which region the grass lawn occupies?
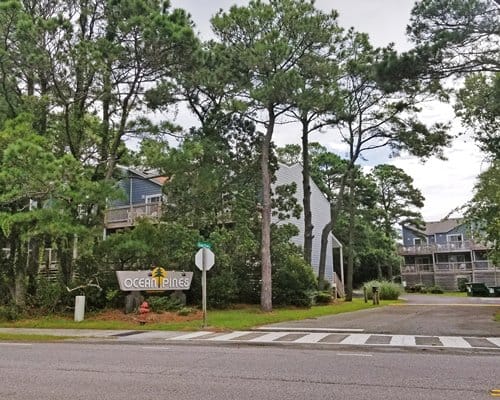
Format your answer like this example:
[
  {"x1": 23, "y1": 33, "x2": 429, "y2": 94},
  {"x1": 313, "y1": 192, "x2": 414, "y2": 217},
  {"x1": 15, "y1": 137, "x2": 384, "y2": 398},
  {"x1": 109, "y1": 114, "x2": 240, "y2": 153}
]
[
  {"x1": 0, "y1": 333, "x2": 75, "y2": 342},
  {"x1": 0, "y1": 298, "x2": 400, "y2": 332},
  {"x1": 403, "y1": 291, "x2": 467, "y2": 297}
]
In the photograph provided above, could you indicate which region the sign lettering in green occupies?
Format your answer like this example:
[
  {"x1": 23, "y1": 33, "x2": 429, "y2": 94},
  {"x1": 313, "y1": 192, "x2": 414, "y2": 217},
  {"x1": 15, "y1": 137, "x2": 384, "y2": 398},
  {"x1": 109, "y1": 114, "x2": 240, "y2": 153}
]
[{"x1": 197, "y1": 241, "x2": 211, "y2": 249}]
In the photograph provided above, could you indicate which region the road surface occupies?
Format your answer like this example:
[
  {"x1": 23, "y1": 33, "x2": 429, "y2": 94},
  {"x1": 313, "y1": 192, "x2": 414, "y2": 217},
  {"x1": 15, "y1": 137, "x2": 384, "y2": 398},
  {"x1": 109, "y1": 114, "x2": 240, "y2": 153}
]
[{"x1": 0, "y1": 342, "x2": 498, "y2": 400}]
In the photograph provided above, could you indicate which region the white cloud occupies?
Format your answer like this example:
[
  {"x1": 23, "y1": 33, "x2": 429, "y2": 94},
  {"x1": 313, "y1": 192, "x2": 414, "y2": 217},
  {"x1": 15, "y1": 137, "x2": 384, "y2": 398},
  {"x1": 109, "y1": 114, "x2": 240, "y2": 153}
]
[{"x1": 389, "y1": 138, "x2": 486, "y2": 221}]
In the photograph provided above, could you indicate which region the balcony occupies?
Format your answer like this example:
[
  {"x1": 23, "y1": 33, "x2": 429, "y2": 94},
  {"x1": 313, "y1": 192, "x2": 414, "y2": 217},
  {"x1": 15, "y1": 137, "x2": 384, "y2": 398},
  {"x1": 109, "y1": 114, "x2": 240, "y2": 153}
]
[
  {"x1": 402, "y1": 261, "x2": 497, "y2": 274},
  {"x1": 104, "y1": 202, "x2": 162, "y2": 229},
  {"x1": 399, "y1": 240, "x2": 490, "y2": 255}
]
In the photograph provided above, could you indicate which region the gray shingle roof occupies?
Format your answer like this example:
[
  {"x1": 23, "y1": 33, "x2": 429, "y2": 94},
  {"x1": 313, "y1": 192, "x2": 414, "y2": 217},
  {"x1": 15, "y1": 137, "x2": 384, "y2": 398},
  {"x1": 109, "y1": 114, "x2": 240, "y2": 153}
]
[{"x1": 406, "y1": 218, "x2": 463, "y2": 235}]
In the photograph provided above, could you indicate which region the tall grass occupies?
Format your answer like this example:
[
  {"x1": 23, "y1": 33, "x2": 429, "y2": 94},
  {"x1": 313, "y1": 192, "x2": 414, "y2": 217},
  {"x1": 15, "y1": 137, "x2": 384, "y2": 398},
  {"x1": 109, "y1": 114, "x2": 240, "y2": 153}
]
[{"x1": 363, "y1": 280, "x2": 402, "y2": 300}]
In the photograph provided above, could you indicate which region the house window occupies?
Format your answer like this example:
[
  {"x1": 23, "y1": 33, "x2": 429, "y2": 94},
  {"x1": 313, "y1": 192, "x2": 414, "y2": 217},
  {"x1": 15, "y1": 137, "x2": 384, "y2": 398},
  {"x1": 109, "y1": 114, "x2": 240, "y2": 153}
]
[
  {"x1": 413, "y1": 237, "x2": 427, "y2": 245},
  {"x1": 447, "y1": 234, "x2": 463, "y2": 243},
  {"x1": 145, "y1": 194, "x2": 162, "y2": 204}
]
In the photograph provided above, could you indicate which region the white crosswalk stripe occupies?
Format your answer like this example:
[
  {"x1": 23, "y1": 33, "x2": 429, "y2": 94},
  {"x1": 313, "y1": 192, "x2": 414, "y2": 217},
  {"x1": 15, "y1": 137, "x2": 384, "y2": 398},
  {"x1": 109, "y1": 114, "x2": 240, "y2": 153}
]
[
  {"x1": 390, "y1": 335, "x2": 416, "y2": 346},
  {"x1": 249, "y1": 332, "x2": 293, "y2": 342},
  {"x1": 170, "y1": 331, "x2": 213, "y2": 340},
  {"x1": 438, "y1": 336, "x2": 472, "y2": 348},
  {"x1": 208, "y1": 331, "x2": 252, "y2": 341},
  {"x1": 294, "y1": 333, "x2": 331, "y2": 343},
  {"x1": 167, "y1": 331, "x2": 500, "y2": 350},
  {"x1": 486, "y1": 337, "x2": 500, "y2": 347},
  {"x1": 339, "y1": 334, "x2": 371, "y2": 345}
]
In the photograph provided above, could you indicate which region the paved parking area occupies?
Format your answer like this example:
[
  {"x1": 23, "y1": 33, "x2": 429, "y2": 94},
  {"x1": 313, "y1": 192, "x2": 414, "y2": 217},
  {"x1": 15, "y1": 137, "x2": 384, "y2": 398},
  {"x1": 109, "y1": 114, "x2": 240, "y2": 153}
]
[{"x1": 264, "y1": 295, "x2": 500, "y2": 337}]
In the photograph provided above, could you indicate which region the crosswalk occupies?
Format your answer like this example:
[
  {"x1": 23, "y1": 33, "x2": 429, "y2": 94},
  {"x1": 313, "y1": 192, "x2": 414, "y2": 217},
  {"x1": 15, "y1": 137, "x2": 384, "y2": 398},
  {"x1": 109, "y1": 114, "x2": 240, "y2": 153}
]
[{"x1": 166, "y1": 330, "x2": 500, "y2": 350}]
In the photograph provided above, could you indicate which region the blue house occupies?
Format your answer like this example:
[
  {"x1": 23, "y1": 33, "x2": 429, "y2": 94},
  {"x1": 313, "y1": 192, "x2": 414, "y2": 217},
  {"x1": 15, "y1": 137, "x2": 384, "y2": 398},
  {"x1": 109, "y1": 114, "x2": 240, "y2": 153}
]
[
  {"x1": 104, "y1": 167, "x2": 166, "y2": 233},
  {"x1": 399, "y1": 218, "x2": 498, "y2": 290}
]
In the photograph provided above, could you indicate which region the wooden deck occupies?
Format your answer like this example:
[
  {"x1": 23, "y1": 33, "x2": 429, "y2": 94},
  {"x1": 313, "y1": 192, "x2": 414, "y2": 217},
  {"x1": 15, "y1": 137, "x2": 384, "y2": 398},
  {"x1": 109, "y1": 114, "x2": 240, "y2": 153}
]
[{"x1": 104, "y1": 202, "x2": 162, "y2": 229}]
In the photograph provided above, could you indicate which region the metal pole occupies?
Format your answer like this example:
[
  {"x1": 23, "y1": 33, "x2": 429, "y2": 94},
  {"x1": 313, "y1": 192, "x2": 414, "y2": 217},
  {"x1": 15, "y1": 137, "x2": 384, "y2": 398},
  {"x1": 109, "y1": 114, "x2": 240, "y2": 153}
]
[{"x1": 202, "y1": 248, "x2": 207, "y2": 328}]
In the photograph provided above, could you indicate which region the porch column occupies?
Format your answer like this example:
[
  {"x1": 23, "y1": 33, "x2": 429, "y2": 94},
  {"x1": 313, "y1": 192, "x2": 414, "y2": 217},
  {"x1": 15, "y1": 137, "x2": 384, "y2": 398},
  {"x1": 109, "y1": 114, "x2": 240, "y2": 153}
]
[{"x1": 339, "y1": 245, "x2": 344, "y2": 290}]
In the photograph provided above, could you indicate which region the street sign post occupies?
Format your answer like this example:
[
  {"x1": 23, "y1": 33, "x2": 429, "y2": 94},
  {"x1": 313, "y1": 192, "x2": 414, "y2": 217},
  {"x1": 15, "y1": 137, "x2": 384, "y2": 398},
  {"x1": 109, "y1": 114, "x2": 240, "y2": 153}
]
[
  {"x1": 195, "y1": 248, "x2": 215, "y2": 271},
  {"x1": 195, "y1": 248, "x2": 215, "y2": 327}
]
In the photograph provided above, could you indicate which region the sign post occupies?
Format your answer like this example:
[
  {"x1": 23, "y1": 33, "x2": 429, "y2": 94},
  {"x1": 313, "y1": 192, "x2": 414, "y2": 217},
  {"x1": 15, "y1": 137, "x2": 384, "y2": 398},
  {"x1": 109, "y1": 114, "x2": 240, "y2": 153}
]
[{"x1": 195, "y1": 247, "x2": 215, "y2": 328}]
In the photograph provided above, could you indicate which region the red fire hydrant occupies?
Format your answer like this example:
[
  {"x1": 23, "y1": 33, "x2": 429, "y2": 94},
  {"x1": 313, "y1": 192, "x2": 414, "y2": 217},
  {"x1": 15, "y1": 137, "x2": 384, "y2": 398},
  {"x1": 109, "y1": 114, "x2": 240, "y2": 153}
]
[{"x1": 138, "y1": 301, "x2": 150, "y2": 325}]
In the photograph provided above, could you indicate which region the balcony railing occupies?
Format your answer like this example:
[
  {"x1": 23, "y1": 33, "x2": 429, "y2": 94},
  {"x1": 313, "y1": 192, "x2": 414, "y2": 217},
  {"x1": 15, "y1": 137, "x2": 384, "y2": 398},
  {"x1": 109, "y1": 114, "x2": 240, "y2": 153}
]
[
  {"x1": 402, "y1": 261, "x2": 497, "y2": 274},
  {"x1": 399, "y1": 240, "x2": 490, "y2": 255},
  {"x1": 104, "y1": 202, "x2": 162, "y2": 228}
]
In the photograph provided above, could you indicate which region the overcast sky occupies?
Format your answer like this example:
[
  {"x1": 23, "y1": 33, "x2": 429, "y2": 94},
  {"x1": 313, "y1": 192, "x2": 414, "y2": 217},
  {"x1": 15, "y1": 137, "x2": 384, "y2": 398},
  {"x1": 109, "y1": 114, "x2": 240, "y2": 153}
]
[{"x1": 169, "y1": 0, "x2": 486, "y2": 221}]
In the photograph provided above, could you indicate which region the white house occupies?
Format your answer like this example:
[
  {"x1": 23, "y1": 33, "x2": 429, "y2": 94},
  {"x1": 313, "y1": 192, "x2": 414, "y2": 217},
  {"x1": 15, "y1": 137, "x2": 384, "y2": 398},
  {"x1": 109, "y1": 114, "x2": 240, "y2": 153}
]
[{"x1": 273, "y1": 163, "x2": 344, "y2": 291}]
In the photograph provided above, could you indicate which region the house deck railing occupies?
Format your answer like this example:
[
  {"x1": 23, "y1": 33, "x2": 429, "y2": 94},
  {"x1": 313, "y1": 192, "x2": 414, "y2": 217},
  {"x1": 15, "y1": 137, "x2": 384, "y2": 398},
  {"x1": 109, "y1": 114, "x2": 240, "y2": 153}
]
[
  {"x1": 399, "y1": 240, "x2": 490, "y2": 255},
  {"x1": 104, "y1": 202, "x2": 162, "y2": 227},
  {"x1": 402, "y1": 261, "x2": 497, "y2": 274}
]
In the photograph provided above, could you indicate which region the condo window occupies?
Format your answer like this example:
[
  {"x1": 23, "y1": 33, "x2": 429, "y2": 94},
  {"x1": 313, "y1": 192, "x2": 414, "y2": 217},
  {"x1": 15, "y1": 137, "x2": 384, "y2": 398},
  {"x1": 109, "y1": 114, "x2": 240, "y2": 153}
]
[
  {"x1": 447, "y1": 234, "x2": 463, "y2": 243},
  {"x1": 413, "y1": 237, "x2": 427, "y2": 245}
]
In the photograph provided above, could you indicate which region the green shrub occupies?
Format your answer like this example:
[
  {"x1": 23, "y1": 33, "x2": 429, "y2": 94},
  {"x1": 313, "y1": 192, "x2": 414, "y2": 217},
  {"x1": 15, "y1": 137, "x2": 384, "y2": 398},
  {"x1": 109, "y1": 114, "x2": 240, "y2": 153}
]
[
  {"x1": 105, "y1": 289, "x2": 125, "y2": 309},
  {"x1": 363, "y1": 280, "x2": 402, "y2": 300},
  {"x1": 207, "y1": 269, "x2": 238, "y2": 309},
  {"x1": 317, "y1": 278, "x2": 332, "y2": 292},
  {"x1": 427, "y1": 285, "x2": 444, "y2": 294},
  {"x1": 380, "y1": 282, "x2": 403, "y2": 300},
  {"x1": 406, "y1": 283, "x2": 425, "y2": 293},
  {"x1": 177, "y1": 307, "x2": 194, "y2": 316},
  {"x1": 457, "y1": 278, "x2": 469, "y2": 292},
  {"x1": 314, "y1": 291, "x2": 333, "y2": 304},
  {"x1": 273, "y1": 254, "x2": 316, "y2": 307},
  {"x1": 31, "y1": 278, "x2": 71, "y2": 313},
  {"x1": 147, "y1": 296, "x2": 182, "y2": 313},
  {"x1": 0, "y1": 304, "x2": 22, "y2": 321}
]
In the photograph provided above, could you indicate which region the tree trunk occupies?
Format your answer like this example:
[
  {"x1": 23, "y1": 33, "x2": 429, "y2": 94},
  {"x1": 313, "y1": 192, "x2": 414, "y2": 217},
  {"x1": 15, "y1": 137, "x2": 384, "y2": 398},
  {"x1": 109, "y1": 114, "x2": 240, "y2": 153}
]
[
  {"x1": 345, "y1": 170, "x2": 355, "y2": 301},
  {"x1": 260, "y1": 110, "x2": 275, "y2": 312},
  {"x1": 301, "y1": 119, "x2": 314, "y2": 267},
  {"x1": 14, "y1": 273, "x2": 26, "y2": 308},
  {"x1": 12, "y1": 238, "x2": 27, "y2": 308},
  {"x1": 384, "y1": 223, "x2": 393, "y2": 281}
]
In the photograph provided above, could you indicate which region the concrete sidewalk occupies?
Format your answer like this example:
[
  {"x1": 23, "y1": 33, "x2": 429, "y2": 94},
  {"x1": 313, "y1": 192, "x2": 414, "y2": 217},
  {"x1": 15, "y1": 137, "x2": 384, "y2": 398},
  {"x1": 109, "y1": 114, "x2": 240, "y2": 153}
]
[{"x1": 0, "y1": 327, "x2": 190, "y2": 342}]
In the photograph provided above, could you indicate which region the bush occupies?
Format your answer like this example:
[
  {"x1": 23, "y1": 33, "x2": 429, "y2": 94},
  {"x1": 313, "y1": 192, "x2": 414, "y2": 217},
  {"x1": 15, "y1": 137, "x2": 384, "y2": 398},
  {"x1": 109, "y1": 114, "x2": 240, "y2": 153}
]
[
  {"x1": 273, "y1": 254, "x2": 316, "y2": 307},
  {"x1": 105, "y1": 289, "x2": 125, "y2": 309},
  {"x1": 0, "y1": 304, "x2": 22, "y2": 321},
  {"x1": 317, "y1": 279, "x2": 332, "y2": 292},
  {"x1": 457, "y1": 278, "x2": 469, "y2": 292},
  {"x1": 314, "y1": 291, "x2": 333, "y2": 304},
  {"x1": 31, "y1": 278, "x2": 72, "y2": 313},
  {"x1": 147, "y1": 295, "x2": 182, "y2": 313},
  {"x1": 177, "y1": 307, "x2": 194, "y2": 316},
  {"x1": 405, "y1": 283, "x2": 425, "y2": 293},
  {"x1": 427, "y1": 285, "x2": 444, "y2": 294},
  {"x1": 363, "y1": 280, "x2": 402, "y2": 300},
  {"x1": 207, "y1": 269, "x2": 238, "y2": 309}
]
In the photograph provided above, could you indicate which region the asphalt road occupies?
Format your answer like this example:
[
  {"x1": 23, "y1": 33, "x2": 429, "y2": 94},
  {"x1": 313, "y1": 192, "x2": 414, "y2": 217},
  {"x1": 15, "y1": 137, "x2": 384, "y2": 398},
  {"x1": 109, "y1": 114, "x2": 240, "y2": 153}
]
[{"x1": 0, "y1": 342, "x2": 498, "y2": 400}]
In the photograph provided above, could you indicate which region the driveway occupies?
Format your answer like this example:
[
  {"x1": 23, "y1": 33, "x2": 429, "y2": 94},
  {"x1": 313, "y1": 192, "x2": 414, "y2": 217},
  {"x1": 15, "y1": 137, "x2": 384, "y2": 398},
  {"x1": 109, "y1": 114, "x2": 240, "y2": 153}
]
[{"x1": 265, "y1": 294, "x2": 500, "y2": 337}]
